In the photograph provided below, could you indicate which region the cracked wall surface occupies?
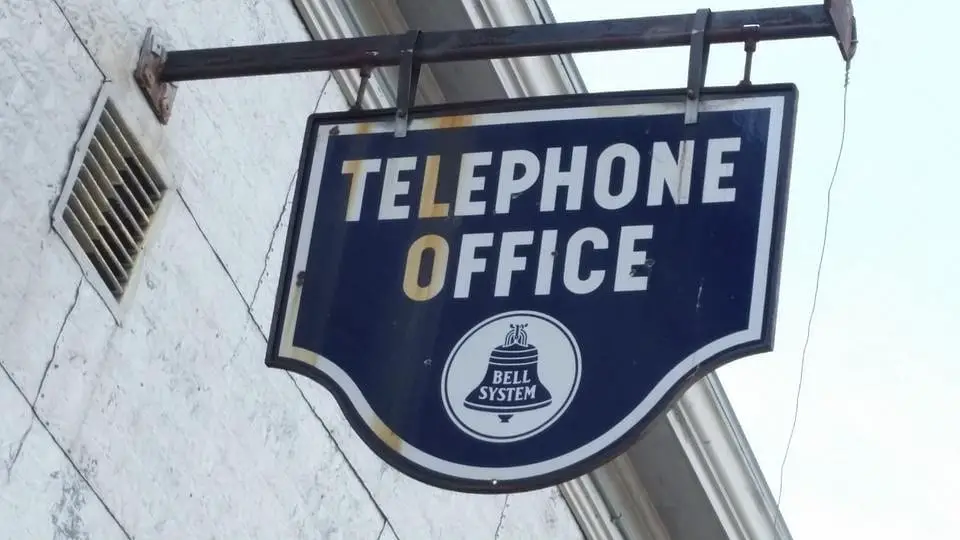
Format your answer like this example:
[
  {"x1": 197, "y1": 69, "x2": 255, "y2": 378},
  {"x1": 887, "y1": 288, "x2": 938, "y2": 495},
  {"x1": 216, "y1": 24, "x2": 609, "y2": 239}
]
[{"x1": 0, "y1": 0, "x2": 584, "y2": 538}]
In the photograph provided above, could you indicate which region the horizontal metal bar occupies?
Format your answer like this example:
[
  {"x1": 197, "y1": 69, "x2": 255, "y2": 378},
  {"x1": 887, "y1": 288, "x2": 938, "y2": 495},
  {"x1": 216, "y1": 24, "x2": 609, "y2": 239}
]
[{"x1": 159, "y1": 3, "x2": 852, "y2": 83}]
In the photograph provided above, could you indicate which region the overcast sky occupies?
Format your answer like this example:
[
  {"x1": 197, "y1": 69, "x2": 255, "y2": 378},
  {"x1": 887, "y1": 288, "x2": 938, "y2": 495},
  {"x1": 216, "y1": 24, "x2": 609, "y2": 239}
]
[{"x1": 545, "y1": 1, "x2": 960, "y2": 538}]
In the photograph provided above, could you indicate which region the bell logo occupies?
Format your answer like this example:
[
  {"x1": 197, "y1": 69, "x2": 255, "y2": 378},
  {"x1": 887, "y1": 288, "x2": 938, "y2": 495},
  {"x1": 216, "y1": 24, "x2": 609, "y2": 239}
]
[
  {"x1": 441, "y1": 311, "x2": 581, "y2": 443},
  {"x1": 462, "y1": 323, "x2": 553, "y2": 422}
]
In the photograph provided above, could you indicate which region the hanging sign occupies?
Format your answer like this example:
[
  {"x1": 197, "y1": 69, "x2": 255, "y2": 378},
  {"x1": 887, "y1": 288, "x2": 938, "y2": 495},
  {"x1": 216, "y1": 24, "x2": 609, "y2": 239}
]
[{"x1": 266, "y1": 85, "x2": 798, "y2": 493}]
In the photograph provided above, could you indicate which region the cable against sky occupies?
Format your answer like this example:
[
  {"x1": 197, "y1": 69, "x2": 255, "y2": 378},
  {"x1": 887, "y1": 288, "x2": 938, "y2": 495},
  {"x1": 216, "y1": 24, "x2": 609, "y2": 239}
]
[{"x1": 776, "y1": 60, "x2": 853, "y2": 507}]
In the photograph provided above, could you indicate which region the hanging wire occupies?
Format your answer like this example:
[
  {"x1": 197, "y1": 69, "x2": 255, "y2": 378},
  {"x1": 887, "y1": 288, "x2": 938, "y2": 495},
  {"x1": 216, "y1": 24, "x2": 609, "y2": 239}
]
[{"x1": 776, "y1": 59, "x2": 853, "y2": 506}]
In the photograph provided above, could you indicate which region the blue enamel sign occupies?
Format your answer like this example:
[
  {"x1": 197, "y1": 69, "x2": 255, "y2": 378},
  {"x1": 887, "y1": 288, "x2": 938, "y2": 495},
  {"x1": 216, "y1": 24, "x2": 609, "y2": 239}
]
[{"x1": 267, "y1": 85, "x2": 797, "y2": 493}]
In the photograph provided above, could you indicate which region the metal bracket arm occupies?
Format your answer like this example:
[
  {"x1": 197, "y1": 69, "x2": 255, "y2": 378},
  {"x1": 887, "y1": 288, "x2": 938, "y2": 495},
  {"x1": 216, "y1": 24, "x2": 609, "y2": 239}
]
[
  {"x1": 131, "y1": 2, "x2": 857, "y2": 124},
  {"x1": 151, "y1": 4, "x2": 856, "y2": 83}
]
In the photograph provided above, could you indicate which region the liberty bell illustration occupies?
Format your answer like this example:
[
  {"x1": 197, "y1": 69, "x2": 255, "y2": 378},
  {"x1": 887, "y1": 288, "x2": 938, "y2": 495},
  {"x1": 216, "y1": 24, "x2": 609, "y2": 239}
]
[{"x1": 463, "y1": 323, "x2": 553, "y2": 423}]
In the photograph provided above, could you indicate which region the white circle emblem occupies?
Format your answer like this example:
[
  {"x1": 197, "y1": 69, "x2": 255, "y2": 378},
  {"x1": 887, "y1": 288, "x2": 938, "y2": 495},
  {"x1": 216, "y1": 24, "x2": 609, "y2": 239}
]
[{"x1": 441, "y1": 311, "x2": 581, "y2": 443}]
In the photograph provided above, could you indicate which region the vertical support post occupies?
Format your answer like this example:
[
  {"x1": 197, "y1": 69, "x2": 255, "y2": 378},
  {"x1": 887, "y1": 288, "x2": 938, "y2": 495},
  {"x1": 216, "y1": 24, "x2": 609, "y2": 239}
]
[
  {"x1": 351, "y1": 66, "x2": 373, "y2": 111},
  {"x1": 739, "y1": 24, "x2": 760, "y2": 87},
  {"x1": 395, "y1": 30, "x2": 422, "y2": 138},
  {"x1": 684, "y1": 9, "x2": 711, "y2": 125}
]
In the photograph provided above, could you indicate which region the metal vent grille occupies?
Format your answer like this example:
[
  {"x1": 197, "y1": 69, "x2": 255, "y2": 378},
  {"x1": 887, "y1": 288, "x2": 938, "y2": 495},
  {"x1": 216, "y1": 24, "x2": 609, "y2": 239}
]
[{"x1": 56, "y1": 95, "x2": 168, "y2": 302}]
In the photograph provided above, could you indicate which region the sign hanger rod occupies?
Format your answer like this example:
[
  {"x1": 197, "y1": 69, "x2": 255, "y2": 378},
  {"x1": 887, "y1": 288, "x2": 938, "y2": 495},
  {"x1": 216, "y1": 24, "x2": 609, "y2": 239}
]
[{"x1": 154, "y1": 2, "x2": 856, "y2": 84}]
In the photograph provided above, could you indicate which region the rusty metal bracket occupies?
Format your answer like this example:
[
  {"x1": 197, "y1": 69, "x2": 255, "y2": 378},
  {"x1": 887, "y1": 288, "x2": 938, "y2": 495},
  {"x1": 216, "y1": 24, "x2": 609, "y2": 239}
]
[
  {"x1": 684, "y1": 9, "x2": 711, "y2": 125},
  {"x1": 134, "y1": 28, "x2": 177, "y2": 125}
]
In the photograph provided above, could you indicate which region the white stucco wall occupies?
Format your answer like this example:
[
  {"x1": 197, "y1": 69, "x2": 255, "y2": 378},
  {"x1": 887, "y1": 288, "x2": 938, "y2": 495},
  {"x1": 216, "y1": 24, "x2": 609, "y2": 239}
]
[{"x1": 0, "y1": 0, "x2": 584, "y2": 538}]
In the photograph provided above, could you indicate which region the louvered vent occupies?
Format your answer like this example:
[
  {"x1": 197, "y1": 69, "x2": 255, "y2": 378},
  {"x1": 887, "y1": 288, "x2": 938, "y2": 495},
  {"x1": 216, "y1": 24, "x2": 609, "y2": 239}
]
[{"x1": 55, "y1": 95, "x2": 168, "y2": 303}]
